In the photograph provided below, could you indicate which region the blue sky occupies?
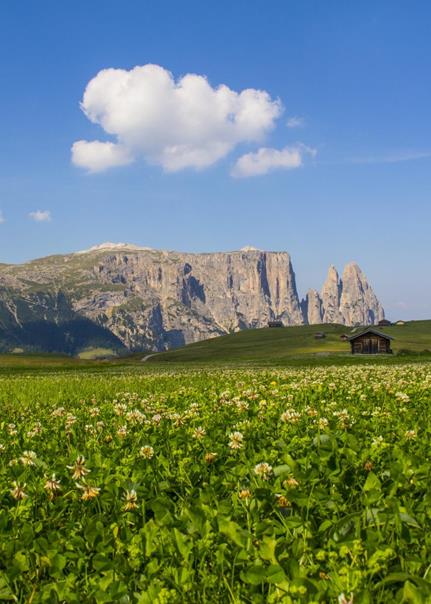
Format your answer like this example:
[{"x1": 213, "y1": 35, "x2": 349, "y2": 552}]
[{"x1": 0, "y1": 1, "x2": 430, "y2": 319}]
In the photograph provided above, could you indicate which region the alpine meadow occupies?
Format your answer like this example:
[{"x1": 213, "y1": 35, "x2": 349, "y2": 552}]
[
  {"x1": 0, "y1": 364, "x2": 430, "y2": 602},
  {"x1": 1, "y1": 1, "x2": 431, "y2": 603}
]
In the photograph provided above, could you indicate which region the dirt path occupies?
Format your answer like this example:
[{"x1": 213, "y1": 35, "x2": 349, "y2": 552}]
[{"x1": 141, "y1": 354, "x2": 157, "y2": 362}]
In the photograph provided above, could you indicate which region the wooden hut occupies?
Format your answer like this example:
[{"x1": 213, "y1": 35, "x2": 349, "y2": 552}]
[
  {"x1": 347, "y1": 328, "x2": 393, "y2": 354},
  {"x1": 378, "y1": 319, "x2": 392, "y2": 327},
  {"x1": 314, "y1": 332, "x2": 326, "y2": 339},
  {"x1": 268, "y1": 320, "x2": 284, "y2": 328}
]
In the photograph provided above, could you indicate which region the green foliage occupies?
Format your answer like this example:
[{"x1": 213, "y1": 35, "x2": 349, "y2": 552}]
[{"x1": 0, "y1": 364, "x2": 430, "y2": 602}]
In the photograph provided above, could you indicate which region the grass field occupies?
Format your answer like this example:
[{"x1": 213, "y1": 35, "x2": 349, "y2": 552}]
[
  {"x1": 146, "y1": 321, "x2": 431, "y2": 366},
  {"x1": 0, "y1": 364, "x2": 430, "y2": 602},
  {"x1": 1, "y1": 321, "x2": 431, "y2": 372}
]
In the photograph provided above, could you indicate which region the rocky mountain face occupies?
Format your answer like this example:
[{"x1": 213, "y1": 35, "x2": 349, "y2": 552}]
[
  {"x1": 0, "y1": 244, "x2": 385, "y2": 354},
  {"x1": 305, "y1": 263, "x2": 385, "y2": 326}
]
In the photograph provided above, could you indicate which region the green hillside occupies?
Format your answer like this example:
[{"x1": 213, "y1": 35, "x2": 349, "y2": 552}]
[{"x1": 147, "y1": 320, "x2": 431, "y2": 365}]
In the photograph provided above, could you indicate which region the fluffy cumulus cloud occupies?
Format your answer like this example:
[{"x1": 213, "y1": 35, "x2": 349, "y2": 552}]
[
  {"x1": 29, "y1": 210, "x2": 51, "y2": 222},
  {"x1": 71, "y1": 141, "x2": 133, "y2": 172},
  {"x1": 71, "y1": 64, "x2": 283, "y2": 173},
  {"x1": 231, "y1": 145, "x2": 316, "y2": 178}
]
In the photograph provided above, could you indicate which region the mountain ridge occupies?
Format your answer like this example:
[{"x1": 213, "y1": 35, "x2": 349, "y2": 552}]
[{"x1": 0, "y1": 244, "x2": 385, "y2": 354}]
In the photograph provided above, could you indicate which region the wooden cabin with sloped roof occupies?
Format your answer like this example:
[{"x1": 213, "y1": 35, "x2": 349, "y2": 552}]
[{"x1": 348, "y1": 328, "x2": 393, "y2": 354}]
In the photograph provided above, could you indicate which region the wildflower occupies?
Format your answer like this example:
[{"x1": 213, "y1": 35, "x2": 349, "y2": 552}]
[
  {"x1": 395, "y1": 392, "x2": 410, "y2": 403},
  {"x1": 364, "y1": 460, "x2": 373, "y2": 472},
  {"x1": 67, "y1": 455, "x2": 90, "y2": 480},
  {"x1": 193, "y1": 426, "x2": 206, "y2": 440},
  {"x1": 139, "y1": 445, "x2": 154, "y2": 459},
  {"x1": 276, "y1": 494, "x2": 291, "y2": 508},
  {"x1": 51, "y1": 407, "x2": 65, "y2": 417},
  {"x1": 114, "y1": 403, "x2": 128, "y2": 416},
  {"x1": 7, "y1": 423, "x2": 17, "y2": 436},
  {"x1": 228, "y1": 431, "x2": 244, "y2": 450},
  {"x1": 283, "y1": 477, "x2": 299, "y2": 488},
  {"x1": 0, "y1": 444, "x2": 5, "y2": 453},
  {"x1": 27, "y1": 422, "x2": 43, "y2": 438},
  {"x1": 20, "y1": 450, "x2": 37, "y2": 466},
  {"x1": 10, "y1": 481, "x2": 27, "y2": 500},
  {"x1": 254, "y1": 462, "x2": 273, "y2": 480},
  {"x1": 236, "y1": 400, "x2": 249, "y2": 412},
  {"x1": 44, "y1": 474, "x2": 61, "y2": 499},
  {"x1": 77, "y1": 482, "x2": 100, "y2": 501},
  {"x1": 405, "y1": 430, "x2": 417, "y2": 439},
  {"x1": 239, "y1": 488, "x2": 252, "y2": 500},
  {"x1": 122, "y1": 489, "x2": 138, "y2": 511},
  {"x1": 89, "y1": 407, "x2": 100, "y2": 417},
  {"x1": 318, "y1": 417, "x2": 329, "y2": 429},
  {"x1": 126, "y1": 409, "x2": 145, "y2": 424},
  {"x1": 117, "y1": 425, "x2": 128, "y2": 438},
  {"x1": 280, "y1": 409, "x2": 301, "y2": 424},
  {"x1": 65, "y1": 414, "x2": 77, "y2": 431},
  {"x1": 338, "y1": 594, "x2": 354, "y2": 604},
  {"x1": 204, "y1": 452, "x2": 217, "y2": 464}
]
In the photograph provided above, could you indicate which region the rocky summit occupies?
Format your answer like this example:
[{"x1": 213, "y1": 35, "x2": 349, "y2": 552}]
[{"x1": 0, "y1": 243, "x2": 385, "y2": 354}]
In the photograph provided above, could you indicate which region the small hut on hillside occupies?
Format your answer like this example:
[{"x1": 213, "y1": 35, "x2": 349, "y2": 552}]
[
  {"x1": 378, "y1": 319, "x2": 392, "y2": 327},
  {"x1": 348, "y1": 328, "x2": 393, "y2": 354},
  {"x1": 268, "y1": 321, "x2": 284, "y2": 328}
]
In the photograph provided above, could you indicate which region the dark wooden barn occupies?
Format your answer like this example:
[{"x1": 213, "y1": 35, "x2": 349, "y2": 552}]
[
  {"x1": 347, "y1": 328, "x2": 393, "y2": 354},
  {"x1": 268, "y1": 321, "x2": 284, "y2": 328}
]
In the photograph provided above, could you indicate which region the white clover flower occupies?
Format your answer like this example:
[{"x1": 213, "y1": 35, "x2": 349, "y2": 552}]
[
  {"x1": 139, "y1": 445, "x2": 154, "y2": 459},
  {"x1": 228, "y1": 431, "x2": 244, "y2": 450},
  {"x1": 280, "y1": 409, "x2": 301, "y2": 424},
  {"x1": 20, "y1": 450, "x2": 37, "y2": 466},
  {"x1": 10, "y1": 481, "x2": 27, "y2": 500},
  {"x1": 117, "y1": 425, "x2": 128, "y2": 438},
  {"x1": 254, "y1": 462, "x2": 273, "y2": 480},
  {"x1": 318, "y1": 417, "x2": 329, "y2": 429},
  {"x1": 192, "y1": 426, "x2": 206, "y2": 439},
  {"x1": 67, "y1": 455, "x2": 90, "y2": 479}
]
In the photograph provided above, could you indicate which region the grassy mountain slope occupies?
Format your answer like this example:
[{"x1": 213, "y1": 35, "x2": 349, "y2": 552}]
[{"x1": 146, "y1": 320, "x2": 431, "y2": 365}]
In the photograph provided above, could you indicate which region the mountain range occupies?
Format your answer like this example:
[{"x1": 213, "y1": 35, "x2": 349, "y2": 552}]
[{"x1": 0, "y1": 243, "x2": 385, "y2": 354}]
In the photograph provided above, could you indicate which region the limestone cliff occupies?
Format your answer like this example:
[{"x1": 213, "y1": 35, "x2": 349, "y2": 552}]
[
  {"x1": 301, "y1": 262, "x2": 385, "y2": 326},
  {"x1": 301, "y1": 289, "x2": 323, "y2": 325},
  {"x1": 0, "y1": 244, "x2": 385, "y2": 353}
]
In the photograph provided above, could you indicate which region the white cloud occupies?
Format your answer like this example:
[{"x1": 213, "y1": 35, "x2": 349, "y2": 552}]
[
  {"x1": 286, "y1": 116, "x2": 305, "y2": 128},
  {"x1": 0, "y1": 211, "x2": 5, "y2": 224},
  {"x1": 29, "y1": 210, "x2": 51, "y2": 222},
  {"x1": 71, "y1": 64, "x2": 282, "y2": 173},
  {"x1": 72, "y1": 140, "x2": 133, "y2": 173},
  {"x1": 231, "y1": 145, "x2": 316, "y2": 178}
]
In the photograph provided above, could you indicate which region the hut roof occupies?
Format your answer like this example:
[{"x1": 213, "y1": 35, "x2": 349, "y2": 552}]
[{"x1": 347, "y1": 328, "x2": 394, "y2": 342}]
